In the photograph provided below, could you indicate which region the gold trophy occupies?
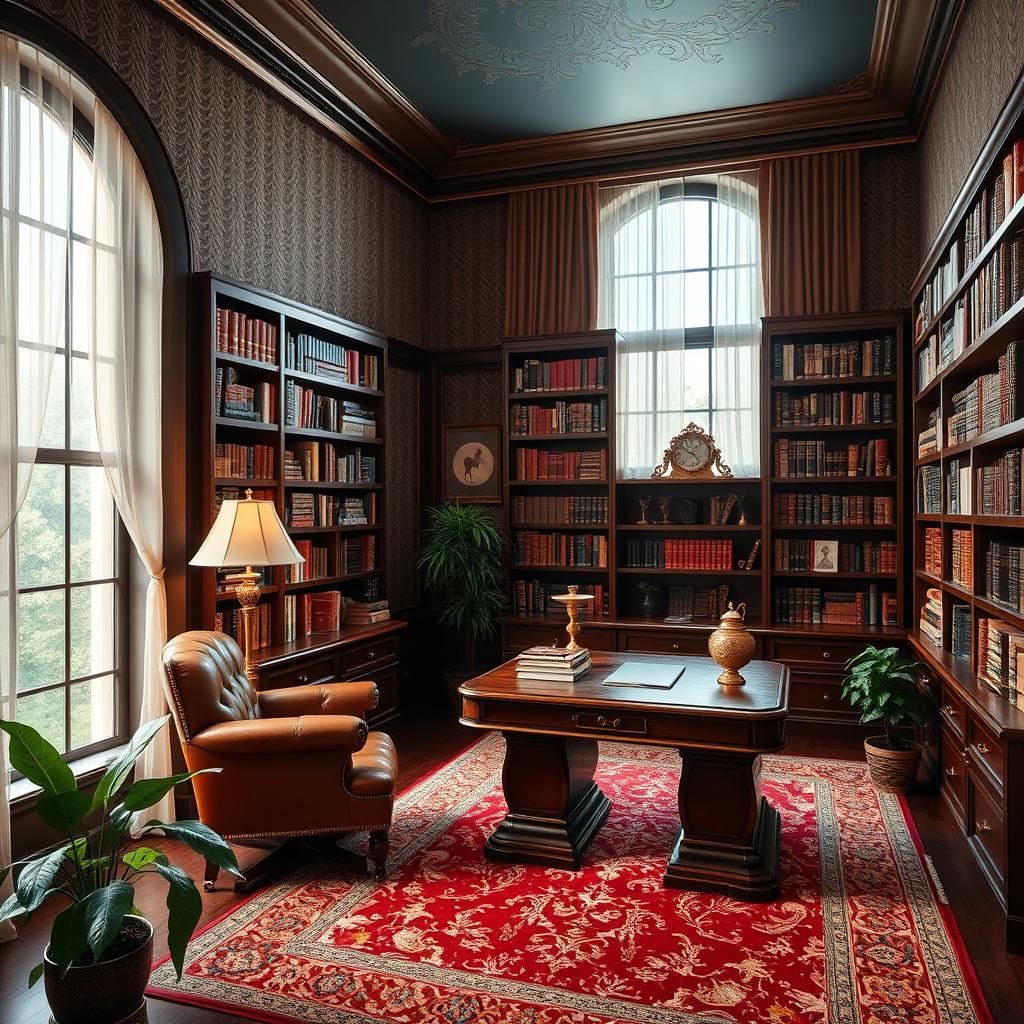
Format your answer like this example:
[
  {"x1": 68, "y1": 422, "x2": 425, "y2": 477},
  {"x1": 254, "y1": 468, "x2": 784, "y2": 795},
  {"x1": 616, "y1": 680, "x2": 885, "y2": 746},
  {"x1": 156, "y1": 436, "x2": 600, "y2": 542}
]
[{"x1": 551, "y1": 585, "x2": 594, "y2": 654}]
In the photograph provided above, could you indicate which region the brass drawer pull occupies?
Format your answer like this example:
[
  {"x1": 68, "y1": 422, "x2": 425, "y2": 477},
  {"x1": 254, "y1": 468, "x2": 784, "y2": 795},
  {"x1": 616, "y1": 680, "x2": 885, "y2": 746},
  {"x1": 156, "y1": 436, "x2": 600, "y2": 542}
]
[
  {"x1": 945, "y1": 766, "x2": 957, "y2": 777},
  {"x1": 961, "y1": 747, "x2": 972, "y2": 766},
  {"x1": 671, "y1": 642, "x2": 680, "y2": 651},
  {"x1": 976, "y1": 741, "x2": 991, "y2": 755},
  {"x1": 822, "y1": 651, "x2": 831, "y2": 660},
  {"x1": 296, "y1": 674, "x2": 308, "y2": 685},
  {"x1": 941, "y1": 704, "x2": 958, "y2": 716},
  {"x1": 976, "y1": 820, "x2": 992, "y2": 833},
  {"x1": 368, "y1": 651, "x2": 376, "y2": 659},
  {"x1": 822, "y1": 694, "x2": 831, "y2": 703},
  {"x1": 596, "y1": 715, "x2": 621, "y2": 729}
]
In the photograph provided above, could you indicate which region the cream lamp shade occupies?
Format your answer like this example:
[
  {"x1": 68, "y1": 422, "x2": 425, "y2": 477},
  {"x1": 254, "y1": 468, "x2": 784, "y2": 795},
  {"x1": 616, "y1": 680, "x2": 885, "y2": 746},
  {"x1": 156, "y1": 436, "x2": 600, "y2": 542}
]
[{"x1": 190, "y1": 492, "x2": 304, "y2": 568}]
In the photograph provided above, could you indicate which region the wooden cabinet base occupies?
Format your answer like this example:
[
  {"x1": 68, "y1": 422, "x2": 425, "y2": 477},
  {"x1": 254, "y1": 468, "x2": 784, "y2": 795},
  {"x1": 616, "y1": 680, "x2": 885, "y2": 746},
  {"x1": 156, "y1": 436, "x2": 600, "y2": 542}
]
[
  {"x1": 664, "y1": 748, "x2": 781, "y2": 901},
  {"x1": 484, "y1": 734, "x2": 611, "y2": 870}
]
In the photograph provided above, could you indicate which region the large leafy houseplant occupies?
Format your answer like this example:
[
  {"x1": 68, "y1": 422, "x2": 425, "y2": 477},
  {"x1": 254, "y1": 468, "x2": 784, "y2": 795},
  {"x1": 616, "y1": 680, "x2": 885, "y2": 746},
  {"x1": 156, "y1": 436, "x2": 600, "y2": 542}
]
[
  {"x1": 418, "y1": 502, "x2": 507, "y2": 670},
  {"x1": 0, "y1": 715, "x2": 241, "y2": 989},
  {"x1": 842, "y1": 646, "x2": 929, "y2": 794}
]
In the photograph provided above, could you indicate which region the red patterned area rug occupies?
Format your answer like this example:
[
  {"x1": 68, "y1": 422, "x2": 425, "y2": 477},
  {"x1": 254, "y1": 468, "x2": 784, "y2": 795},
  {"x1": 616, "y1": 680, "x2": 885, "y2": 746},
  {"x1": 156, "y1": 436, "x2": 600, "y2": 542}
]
[{"x1": 148, "y1": 735, "x2": 992, "y2": 1024}]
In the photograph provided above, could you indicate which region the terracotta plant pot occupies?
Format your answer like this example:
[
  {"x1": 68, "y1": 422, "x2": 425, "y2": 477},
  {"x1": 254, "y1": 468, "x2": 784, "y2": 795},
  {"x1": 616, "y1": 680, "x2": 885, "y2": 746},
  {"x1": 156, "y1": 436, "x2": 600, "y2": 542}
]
[
  {"x1": 864, "y1": 736, "x2": 921, "y2": 795},
  {"x1": 44, "y1": 914, "x2": 153, "y2": 1024}
]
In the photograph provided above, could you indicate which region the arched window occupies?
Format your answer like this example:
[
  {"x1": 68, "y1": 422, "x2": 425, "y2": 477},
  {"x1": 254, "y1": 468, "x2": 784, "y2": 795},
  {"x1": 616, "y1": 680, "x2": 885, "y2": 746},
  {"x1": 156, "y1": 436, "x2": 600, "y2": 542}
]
[{"x1": 598, "y1": 173, "x2": 762, "y2": 478}]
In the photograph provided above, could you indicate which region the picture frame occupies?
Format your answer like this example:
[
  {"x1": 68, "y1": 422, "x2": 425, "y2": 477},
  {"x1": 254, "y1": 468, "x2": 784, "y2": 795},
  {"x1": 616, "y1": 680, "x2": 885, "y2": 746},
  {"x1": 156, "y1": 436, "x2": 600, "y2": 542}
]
[
  {"x1": 812, "y1": 540, "x2": 839, "y2": 574},
  {"x1": 442, "y1": 423, "x2": 501, "y2": 504}
]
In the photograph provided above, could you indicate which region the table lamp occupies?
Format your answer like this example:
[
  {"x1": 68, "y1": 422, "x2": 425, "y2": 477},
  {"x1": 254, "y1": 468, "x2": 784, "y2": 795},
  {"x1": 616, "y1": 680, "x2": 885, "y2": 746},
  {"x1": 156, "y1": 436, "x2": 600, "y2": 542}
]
[{"x1": 190, "y1": 488, "x2": 304, "y2": 683}]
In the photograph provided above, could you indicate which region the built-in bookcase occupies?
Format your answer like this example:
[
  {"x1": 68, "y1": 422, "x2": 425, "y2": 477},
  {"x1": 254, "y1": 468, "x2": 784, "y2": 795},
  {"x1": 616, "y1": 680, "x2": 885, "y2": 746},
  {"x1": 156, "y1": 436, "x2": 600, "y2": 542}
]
[
  {"x1": 198, "y1": 274, "x2": 388, "y2": 655},
  {"x1": 909, "y1": 73, "x2": 1024, "y2": 952},
  {"x1": 763, "y1": 312, "x2": 907, "y2": 632}
]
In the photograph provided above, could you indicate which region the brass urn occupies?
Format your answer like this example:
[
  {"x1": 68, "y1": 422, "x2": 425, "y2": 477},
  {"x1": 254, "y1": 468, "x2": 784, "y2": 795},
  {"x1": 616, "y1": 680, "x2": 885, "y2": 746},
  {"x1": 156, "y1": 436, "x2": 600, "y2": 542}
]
[{"x1": 708, "y1": 602, "x2": 755, "y2": 686}]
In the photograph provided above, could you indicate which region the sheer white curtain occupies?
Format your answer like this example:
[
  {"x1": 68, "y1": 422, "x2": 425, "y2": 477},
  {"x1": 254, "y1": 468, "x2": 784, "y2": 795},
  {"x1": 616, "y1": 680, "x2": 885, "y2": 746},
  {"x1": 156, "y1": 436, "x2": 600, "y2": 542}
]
[
  {"x1": 87, "y1": 99, "x2": 170, "y2": 830},
  {"x1": 0, "y1": 37, "x2": 73, "y2": 942},
  {"x1": 598, "y1": 171, "x2": 763, "y2": 478}
]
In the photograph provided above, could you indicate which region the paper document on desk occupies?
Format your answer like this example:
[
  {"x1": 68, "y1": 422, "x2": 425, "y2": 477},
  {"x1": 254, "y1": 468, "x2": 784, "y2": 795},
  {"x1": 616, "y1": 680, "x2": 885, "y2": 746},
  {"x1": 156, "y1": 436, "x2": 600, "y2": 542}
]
[{"x1": 602, "y1": 661, "x2": 684, "y2": 689}]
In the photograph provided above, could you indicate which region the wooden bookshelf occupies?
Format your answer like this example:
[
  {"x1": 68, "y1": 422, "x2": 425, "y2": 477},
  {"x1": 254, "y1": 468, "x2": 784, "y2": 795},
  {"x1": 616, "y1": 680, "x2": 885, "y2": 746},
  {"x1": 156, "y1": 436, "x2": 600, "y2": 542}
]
[
  {"x1": 762, "y1": 312, "x2": 907, "y2": 633},
  {"x1": 908, "y1": 74, "x2": 1024, "y2": 952},
  {"x1": 196, "y1": 274, "x2": 403, "y2": 725}
]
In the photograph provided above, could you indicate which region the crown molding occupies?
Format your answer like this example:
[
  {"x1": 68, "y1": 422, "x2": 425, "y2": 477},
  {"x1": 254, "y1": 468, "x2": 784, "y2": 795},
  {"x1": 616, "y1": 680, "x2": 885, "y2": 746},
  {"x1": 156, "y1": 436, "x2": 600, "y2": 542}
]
[{"x1": 152, "y1": 0, "x2": 963, "y2": 200}]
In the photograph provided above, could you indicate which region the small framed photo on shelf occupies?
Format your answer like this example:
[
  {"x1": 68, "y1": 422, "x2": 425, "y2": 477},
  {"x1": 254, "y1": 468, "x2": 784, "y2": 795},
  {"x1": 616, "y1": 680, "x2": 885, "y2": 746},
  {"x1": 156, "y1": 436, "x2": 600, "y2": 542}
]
[
  {"x1": 442, "y1": 423, "x2": 501, "y2": 504},
  {"x1": 812, "y1": 540, "x2": 839, "y2": 573}
]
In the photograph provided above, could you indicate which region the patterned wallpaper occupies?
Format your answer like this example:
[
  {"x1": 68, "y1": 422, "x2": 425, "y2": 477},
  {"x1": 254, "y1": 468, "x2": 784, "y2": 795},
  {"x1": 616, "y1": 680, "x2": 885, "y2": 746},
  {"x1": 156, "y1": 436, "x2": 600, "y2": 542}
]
[
  {"x1": 918, "y1": 0, "x2": 1024, "y2": 251},
  {"x1": 428, "y1": 197, "x2": 508, "y2": 349},
  {"x1": 29, "y1": 0, "x2": 432, "y2": 344},
  {"x1": 386, "y1": 363, "x2": 424, "y2": 611},
  {"x1": 860, "y1": 144, "x2": 919, "y2": 310}
]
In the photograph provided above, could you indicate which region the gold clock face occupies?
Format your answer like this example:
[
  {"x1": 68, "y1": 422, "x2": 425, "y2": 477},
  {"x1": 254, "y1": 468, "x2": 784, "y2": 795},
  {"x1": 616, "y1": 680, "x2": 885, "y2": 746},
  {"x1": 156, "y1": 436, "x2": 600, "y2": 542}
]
[{"x1": 671, "y1": 435, "x2": 712, "y2": 473}]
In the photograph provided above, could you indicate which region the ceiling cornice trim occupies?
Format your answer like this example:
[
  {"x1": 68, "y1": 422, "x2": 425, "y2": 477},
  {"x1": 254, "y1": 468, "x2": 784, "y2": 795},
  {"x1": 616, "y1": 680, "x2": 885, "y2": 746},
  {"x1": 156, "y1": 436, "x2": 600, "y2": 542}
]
[{"x1": 152, "y1": 0, "x2": 963, "y2": 201}]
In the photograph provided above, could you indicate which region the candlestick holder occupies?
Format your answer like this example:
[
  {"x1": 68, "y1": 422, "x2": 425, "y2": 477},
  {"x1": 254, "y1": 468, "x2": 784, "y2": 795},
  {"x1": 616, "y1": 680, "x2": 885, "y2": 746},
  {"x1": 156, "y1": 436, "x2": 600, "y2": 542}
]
[{"x1": 551, "y1": 585, "x2": 594, "y2": 654}]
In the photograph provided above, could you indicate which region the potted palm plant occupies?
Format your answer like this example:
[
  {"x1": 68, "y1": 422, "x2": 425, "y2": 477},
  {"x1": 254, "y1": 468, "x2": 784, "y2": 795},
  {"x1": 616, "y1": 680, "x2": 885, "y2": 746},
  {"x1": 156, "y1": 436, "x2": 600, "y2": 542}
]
[
  {"x1": 842, "y1": 646, "x2": 929, "y2": 794},
  {"x1": 418, "y1": 502, "x2": 507, "y2": 711},
  {"x1": 0, "y1": 715, "x2": 241, "y2": 1024}
]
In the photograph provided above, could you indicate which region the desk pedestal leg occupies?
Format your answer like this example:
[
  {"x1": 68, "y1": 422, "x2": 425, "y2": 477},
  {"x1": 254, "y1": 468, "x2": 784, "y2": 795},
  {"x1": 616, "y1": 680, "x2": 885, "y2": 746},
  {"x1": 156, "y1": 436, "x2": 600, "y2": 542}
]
[
  {"x1": 485, "y1": 733, "x2": 611, "y2": 870},
  {"x1": 664, "y1": 749, "x2": 780, "y2": 901}
]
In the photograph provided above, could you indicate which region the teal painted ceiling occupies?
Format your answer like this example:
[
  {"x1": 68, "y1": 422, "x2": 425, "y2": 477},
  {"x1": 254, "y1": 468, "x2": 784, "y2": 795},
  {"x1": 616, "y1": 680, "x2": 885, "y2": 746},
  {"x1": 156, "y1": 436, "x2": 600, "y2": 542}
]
[{"x1": 309, "y1": 0, "x2": 879, "y2": 145}]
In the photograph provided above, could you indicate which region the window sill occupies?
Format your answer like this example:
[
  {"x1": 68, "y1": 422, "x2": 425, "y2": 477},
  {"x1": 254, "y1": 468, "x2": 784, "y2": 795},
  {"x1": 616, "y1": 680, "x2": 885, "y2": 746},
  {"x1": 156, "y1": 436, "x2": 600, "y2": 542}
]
[{"x1": 9, "y1": 743, "x2": 126, "y2": 809}]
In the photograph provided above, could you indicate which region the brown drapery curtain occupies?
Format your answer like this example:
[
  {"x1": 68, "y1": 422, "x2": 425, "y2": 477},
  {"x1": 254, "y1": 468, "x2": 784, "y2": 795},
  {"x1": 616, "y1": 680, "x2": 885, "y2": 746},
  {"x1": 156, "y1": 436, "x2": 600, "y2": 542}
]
[
  {"x1": 504, "y1": 182, "x2": 599, "y2": 337},
  {"x1": 760, "y1": 150, "x2": 861, "y2": 316}
]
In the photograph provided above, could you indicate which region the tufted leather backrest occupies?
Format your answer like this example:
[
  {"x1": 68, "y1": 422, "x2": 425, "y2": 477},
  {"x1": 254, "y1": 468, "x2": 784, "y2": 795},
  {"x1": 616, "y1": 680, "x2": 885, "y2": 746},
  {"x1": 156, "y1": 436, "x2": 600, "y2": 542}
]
[{"x1": 161, "y1": 631, "x2": 261, "y2": 743}]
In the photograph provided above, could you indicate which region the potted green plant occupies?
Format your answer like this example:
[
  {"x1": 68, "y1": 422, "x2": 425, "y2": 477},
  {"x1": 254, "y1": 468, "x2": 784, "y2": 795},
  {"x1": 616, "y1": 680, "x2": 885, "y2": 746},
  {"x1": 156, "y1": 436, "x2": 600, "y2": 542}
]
[
  {"x1": 638, "y1": 581, "x2": 663, "y2": 619},
  {"x1": 842, "y1": 646, "x2": 929, "y2": 794},
  {"x1": 418, "y1": 502, "x2": 507, "y2": 711},
  {"x1": 0, "y1": 715, "x2": 241, "y2": 1024}
]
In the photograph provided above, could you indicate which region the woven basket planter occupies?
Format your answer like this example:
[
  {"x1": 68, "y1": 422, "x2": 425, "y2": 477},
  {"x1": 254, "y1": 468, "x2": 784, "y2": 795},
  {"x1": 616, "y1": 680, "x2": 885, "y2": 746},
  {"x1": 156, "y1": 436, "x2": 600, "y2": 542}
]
[{"x1": 864, "y1": 736, "x2": 921, "y2": 795}]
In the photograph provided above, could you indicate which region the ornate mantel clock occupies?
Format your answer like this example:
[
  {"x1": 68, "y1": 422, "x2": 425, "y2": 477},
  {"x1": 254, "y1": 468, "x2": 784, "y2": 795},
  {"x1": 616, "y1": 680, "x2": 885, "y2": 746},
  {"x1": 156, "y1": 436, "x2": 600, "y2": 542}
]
[{"x1": 651, "y1": 423, "x2": 732, "y2": 480}]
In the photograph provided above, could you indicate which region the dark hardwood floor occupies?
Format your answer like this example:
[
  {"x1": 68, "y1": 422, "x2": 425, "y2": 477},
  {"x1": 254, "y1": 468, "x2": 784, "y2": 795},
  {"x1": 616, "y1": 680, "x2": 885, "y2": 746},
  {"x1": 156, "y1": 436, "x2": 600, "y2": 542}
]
[{"x1": 2, "y1": 716, "x2": 1021, "y2": 1024}]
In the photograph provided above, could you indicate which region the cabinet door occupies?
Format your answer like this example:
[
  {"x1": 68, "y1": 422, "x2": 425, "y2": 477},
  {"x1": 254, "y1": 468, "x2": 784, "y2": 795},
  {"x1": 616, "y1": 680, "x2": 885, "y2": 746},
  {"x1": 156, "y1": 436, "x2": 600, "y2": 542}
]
[
  {"x1": 939, "y1": 726, "x2": 967, "y2": 826},
  {"x1": 363, "y1": 664, "x2": 400, "y2": 728}
]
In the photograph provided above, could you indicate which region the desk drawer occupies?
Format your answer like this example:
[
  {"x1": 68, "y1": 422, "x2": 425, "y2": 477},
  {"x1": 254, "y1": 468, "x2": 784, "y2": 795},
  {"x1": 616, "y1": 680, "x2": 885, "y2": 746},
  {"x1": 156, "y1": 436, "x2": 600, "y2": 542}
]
[
  {"x1": 969, "y1": 774, "x2": 1006, "y2": 886},
  {"x1": 790, "y1": 680, "x2": 856, "y2": 719},
  {"x1": 968, "y1": 719, "x2": 1004, "y2": 791},
  {"x1": 342, "y1": 635, "x2": 398, "y2": 676},
  {"x1": 940, "y1": 726, "x2": 967, "y2": 823},
  {"x1": 260, "y1": 655, "x2": 336, "y2": 690},
  {"x1": 938, "y1": 685, "x2": 966, "y2": 740},
  {"x1": 769, "y1": 638, "x2": 865, "y2": 668},
  {"x1": 618, "y1": 631, "x2": 710, "y2": 656},
  {"x1": 363, "y1": 664, "x2": 399, "y2": 726},
  {"x1": 570, "y1": 711, "x2": 648, "y2": 736}
]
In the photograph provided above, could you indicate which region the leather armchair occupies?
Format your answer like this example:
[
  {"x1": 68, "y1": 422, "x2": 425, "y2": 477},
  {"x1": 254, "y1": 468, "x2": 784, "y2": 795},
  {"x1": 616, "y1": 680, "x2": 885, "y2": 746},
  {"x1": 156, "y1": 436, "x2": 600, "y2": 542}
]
[{"x1": 161, "y1": 631, "x2": 396, "y2": 885}]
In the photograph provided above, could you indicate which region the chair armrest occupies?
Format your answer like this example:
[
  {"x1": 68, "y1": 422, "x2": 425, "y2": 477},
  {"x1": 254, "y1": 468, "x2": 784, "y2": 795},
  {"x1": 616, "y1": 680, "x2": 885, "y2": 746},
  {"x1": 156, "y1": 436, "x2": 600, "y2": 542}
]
[
  {"x1": 189, "y1": 715, "x2": 368, "y2": 756},
  {"x1": 258, "y1": 681, "x2": 379, "y2": 719}
]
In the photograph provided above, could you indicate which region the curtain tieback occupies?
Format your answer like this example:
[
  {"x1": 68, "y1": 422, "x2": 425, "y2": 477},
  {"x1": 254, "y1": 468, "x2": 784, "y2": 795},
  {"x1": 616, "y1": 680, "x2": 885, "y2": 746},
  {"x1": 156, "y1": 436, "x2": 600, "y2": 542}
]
[{"x1": 150, "y1": 568, "x2": 166, "y2": 583}]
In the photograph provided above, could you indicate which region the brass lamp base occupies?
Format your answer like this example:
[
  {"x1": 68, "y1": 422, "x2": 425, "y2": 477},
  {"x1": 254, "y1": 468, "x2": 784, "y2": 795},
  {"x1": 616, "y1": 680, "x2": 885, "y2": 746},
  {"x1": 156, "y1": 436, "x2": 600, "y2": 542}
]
[{"x1": 228, "y1": 566, "x2": 263, "y2": 684}]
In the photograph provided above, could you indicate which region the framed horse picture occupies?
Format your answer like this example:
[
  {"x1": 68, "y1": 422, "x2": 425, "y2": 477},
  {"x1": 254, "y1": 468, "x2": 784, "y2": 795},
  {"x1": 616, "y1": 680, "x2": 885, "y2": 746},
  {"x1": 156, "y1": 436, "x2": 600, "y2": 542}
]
[{"x1": 442, "y1": 423, "x2": 501, "y2": 504}]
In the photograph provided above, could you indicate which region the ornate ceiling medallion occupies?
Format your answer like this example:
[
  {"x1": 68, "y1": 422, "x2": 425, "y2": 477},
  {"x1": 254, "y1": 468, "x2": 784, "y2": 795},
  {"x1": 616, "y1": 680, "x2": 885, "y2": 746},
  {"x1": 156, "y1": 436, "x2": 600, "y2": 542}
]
[{"x1": 413, "y1": 0, "x2": 802, "y2": 94}]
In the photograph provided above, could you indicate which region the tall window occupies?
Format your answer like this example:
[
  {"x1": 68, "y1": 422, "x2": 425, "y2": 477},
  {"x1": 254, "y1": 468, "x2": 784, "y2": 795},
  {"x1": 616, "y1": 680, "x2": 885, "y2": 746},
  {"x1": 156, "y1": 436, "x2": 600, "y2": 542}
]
[
  {"x1": 598, "y1": 172, "x2": 762, "y2": 478},
  {"x1": 7, "y1": 64, "x2": 128, "y2": 761}
]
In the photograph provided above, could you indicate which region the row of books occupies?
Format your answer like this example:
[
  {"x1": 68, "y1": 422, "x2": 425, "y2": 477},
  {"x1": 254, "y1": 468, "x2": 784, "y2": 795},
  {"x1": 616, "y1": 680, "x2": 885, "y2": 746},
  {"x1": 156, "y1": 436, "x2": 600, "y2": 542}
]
[
  {"x1": 918, "y1": 408, "x2": 940, "y2": 457},
  {"x1": 516, "y1": 645, "x2": 592, "y2": 683},
  {"x1": 947, "y1": 458, "x2": 972, "y2": 515},
  {"x1": 978, "y1": 447, "x2": 1023, "y2": 517},
  {"x1": 512, "y1": 580, "x2": 608, "y2": 618},
  {"x1": 923, "y1": 527, "x2": 942, "y2": 577},
  {"x1": 511, "y1": 495, "x2": 608, "y2": 525},
  {"x1": 339, "y1": 536, "x2": 376, "y2": 575},
  {"x1": 964, "y1": 140, "x2": 1024, "y2": 267},
  {"x1": 920, "y1": 588, "x2": 943, "y2": 647},
  {"x1": 215, "y1": 565, "x2": 270, "y2": 594},
  {"x1": 773, "y1": 539, "x2": 897, "y2": 574},
  {"x1": 216, "y1": 367, "x2": 275, "y2": 423},
  {"x1": 514, "y1": 448, "x2": 607, "y2": 481},
  {"x1": 287, "y1": 492, "x2": 377, "y2": 528},
  {"x1": 917, "y1": 465, "x2": 942, "y2": 514},
  {"x1": 510, "y1": 399, "x2": 607, "y2": 435},
  {"x1": 216, "y1": 307, "x2": 278, "y2": 365},
  {"x1": 215, "y1": 603, "x2": 272, "y2": 652},
  {"x1": 978, "y1": 617, "x2": 1024, "y2": 704},
  {"x1": 773, "y1": 586, "x2": 897, "y2": 626},
  {"x1": 773, "y1": 390, "x2": 895, "y2": 427},
  {"x1": 707, "y1": 493, "x2": 743, "y2": 526},
  {"x1": 773, "y1": 439, "x2": 892, "y2": 478},
  {"x1": 284, "y1": 384, "x2": 377, "y2": 437},
  {"x1": 511, "y1": 356, "x2": 608, "y2": 393},
  {"x1": 215, "y1": 443, "x2": 274, "y2": 480},
  {"x1": 286, "y1": 541, "x2": 328, "y2": 583},
  {"x1": 284, "y1": 445, "x2": 377, "y2": 484},
  {"x1": 283, "y1": 590, "x2": 343, "y2": 643},
  {"x1": 917, "y1": 242, "x2": 958, "y2": 335},
  {"x1": 771, "y1": 336, "x2": 895, "y2": 381},
  {"x1": 624, "y1": 538, "x2": 738, "y2": 570},
  {"x1": 285, "y1": 332, "x2": 380, "y2": 390},
  {"x1": 986, "y1": 541, "x2": 1024, "y2": 614},
  {"x1": 214, "y1": 487, "x2": 274, "y2": 517},
  {"x1": 513, "y1": 532, "x2": 608, "y2": 568},
  {"x1": 665, "y1": 584, "x2": 731, "y2": 623},
  {"x1": 772, "y1": 492, "x2": 894, "y2": 526},
  {"x1": 952, "y1": 603, "x2": 971, "y2": 661},
  {"x1": 947, "y1": 342, "x2": 1023, "y2": 445},
  {"x1": 952, "y1": 529, "x2": 973, "y2": 589}
]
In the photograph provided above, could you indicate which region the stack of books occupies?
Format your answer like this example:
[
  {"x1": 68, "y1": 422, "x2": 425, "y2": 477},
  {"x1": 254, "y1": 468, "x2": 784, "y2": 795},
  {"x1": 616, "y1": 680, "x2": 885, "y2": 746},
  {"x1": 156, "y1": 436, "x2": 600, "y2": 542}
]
[
  {"x1": 344, "y1": 597, "x2": 390, "y2": 626},
  {"x1": 515, "y1": 645, "x2": 591, "y2": 682},
  {"x1": 919, "y1": 588, "x2": 943, "y2": 648}
]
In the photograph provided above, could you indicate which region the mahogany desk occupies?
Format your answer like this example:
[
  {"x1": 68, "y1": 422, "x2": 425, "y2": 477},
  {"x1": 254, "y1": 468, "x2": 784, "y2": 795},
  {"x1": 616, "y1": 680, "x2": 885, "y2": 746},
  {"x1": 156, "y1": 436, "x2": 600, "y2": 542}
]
[{"x1": 459, "y1": 652, "x2": 790, "y2": 901}]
